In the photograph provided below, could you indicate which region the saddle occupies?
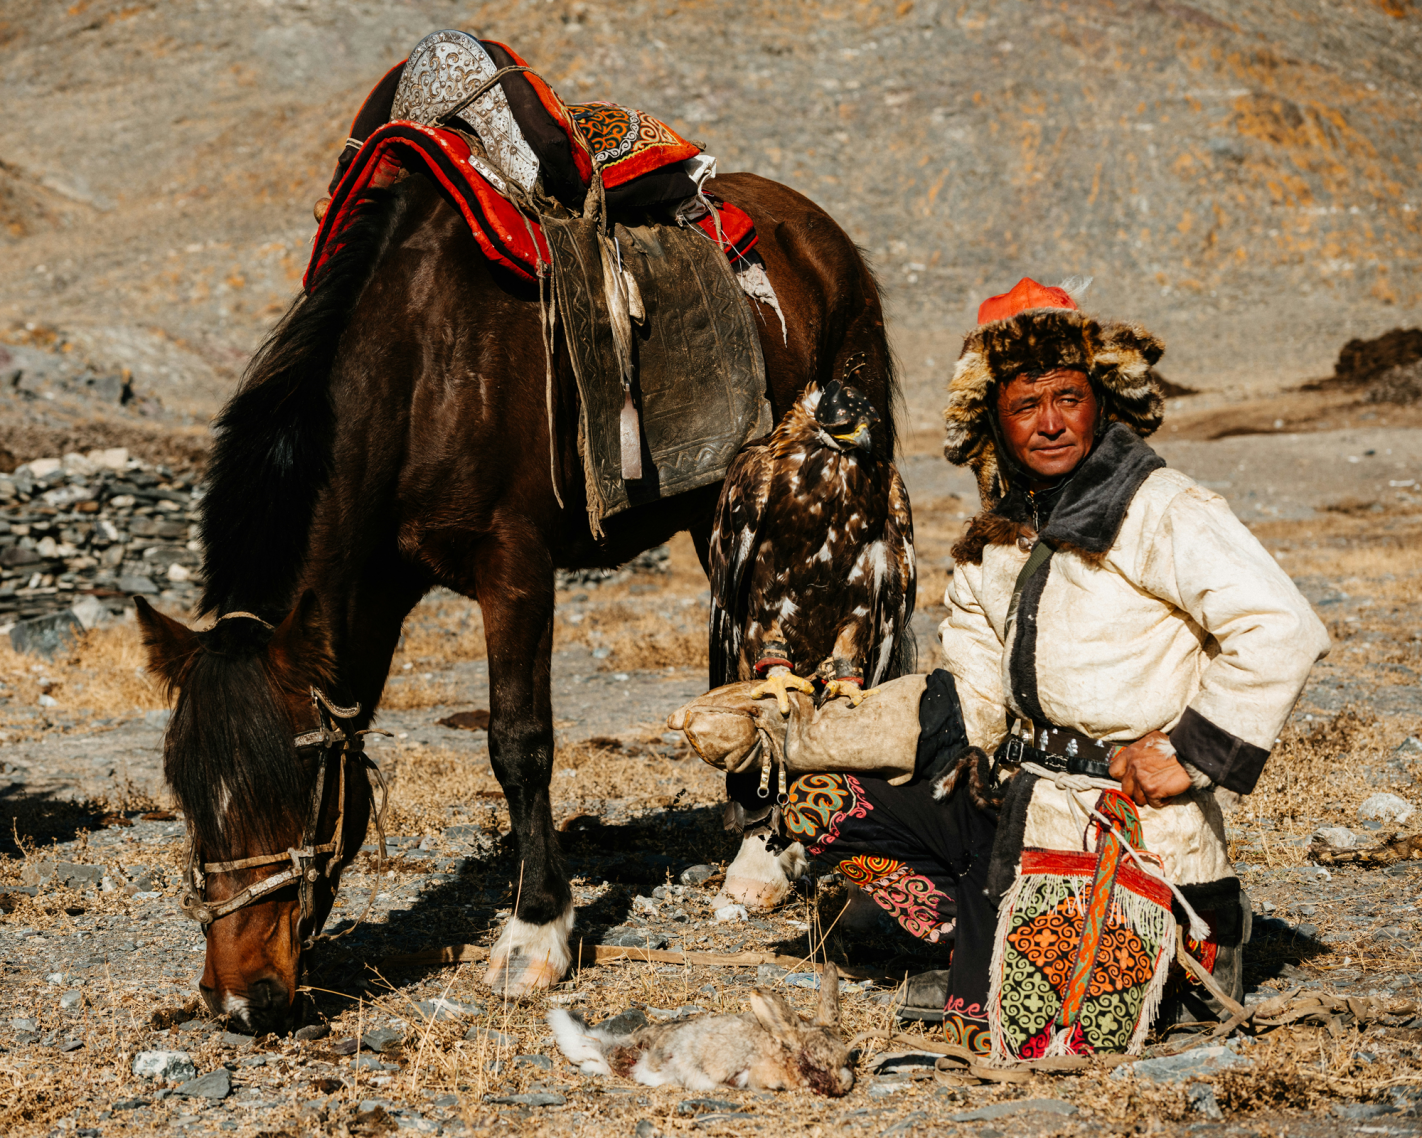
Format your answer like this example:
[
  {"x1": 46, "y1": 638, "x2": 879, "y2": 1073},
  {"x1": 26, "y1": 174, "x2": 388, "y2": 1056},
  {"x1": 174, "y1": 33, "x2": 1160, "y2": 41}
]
[{"x1": 307, "y1": 32, "x2": 775, "y2": 532}]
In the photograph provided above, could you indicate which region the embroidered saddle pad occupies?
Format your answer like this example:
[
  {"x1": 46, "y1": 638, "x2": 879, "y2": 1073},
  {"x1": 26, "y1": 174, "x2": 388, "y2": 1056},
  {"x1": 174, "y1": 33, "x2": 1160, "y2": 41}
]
[
  {"x1": 543, "y1": 215, "x2": 772, "y2": 526},
  {"x1": 305, "y1": 120, "x2": 755, "y2": 289},
  {"x1": 989, "y1": 789, "x2": 1176, "y2": 1060}
]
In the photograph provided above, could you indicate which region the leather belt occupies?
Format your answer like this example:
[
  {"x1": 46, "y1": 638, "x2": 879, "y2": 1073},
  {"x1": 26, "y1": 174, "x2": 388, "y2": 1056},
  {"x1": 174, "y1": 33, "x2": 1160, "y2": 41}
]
[{"x1": 995, "y1": 721, "x2": 1132, "y2": 781}]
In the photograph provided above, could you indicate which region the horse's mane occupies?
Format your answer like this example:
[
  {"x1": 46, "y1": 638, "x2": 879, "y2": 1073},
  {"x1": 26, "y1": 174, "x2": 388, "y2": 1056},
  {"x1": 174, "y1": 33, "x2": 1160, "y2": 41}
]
[
  {"x1": 199, "y1": 183, "x2": 412, "y2": 619},
  {"x1": 179, "y1": 185, "x2": 411, "y2": 857},
  {"x1": 164, "y1": 618, "x2": 308, "y2": 862}
]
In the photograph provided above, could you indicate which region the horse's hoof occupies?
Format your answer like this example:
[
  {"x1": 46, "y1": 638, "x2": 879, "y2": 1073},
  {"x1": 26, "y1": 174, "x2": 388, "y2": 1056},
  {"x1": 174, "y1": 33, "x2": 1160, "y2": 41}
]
[
  {"x1": 484, "y1": 950, "x2": 564, "y2": 997},
  {"x1": 717, "y1": 876, "x2": 792, "y2": 911},
  {"x1": 718, "y1": 833, "x2": 806, "y2": 911},
  {"x1": 482, "y1": 905, "x2": 574, "y2": 997}
]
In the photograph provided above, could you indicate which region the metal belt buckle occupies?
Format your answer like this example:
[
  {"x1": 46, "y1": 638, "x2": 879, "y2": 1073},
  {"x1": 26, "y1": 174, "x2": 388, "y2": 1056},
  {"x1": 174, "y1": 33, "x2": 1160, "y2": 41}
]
[{"x1": 1001, "y1": 737, "x2": 1026, "y2": 767}]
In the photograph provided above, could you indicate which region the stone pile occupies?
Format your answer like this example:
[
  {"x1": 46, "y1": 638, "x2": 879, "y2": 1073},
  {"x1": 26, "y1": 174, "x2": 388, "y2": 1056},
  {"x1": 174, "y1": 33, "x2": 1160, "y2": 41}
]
[{"x1": 0, "y1": 448, "x2": 202, "y2": 649}]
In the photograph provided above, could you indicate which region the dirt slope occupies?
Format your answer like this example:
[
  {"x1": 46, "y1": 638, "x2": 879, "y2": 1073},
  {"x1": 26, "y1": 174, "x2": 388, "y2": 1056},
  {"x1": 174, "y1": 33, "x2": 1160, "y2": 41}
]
[{"x1": 1, "y1": 0, "x2": 1419, "y2": 445}]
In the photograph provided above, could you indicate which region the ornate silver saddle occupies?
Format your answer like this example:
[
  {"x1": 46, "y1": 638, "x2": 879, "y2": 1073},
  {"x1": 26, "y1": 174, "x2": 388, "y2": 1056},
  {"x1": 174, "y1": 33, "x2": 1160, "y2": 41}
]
[{"x1": 391, "y1": 30, "x2": 540, "y2": 197}]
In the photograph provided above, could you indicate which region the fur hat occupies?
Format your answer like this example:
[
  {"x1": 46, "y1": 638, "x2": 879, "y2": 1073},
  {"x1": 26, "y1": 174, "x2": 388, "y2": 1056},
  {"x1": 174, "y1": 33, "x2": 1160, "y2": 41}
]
[{"x1": 943, "y1": 280, "x2": 1166, "y2": 507}]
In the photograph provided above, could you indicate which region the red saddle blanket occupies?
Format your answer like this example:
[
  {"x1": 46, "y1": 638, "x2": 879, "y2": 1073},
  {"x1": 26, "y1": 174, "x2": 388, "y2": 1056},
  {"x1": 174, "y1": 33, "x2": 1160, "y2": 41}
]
[{"x1": 305, "y1": 119, "x2": 756, "y2": 290}]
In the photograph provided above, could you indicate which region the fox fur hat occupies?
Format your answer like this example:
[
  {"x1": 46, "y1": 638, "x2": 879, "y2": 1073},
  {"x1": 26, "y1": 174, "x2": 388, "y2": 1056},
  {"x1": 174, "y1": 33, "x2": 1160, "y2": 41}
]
[{"x1": 944, "y1": 278, "x2": 1166, "y2": 507}]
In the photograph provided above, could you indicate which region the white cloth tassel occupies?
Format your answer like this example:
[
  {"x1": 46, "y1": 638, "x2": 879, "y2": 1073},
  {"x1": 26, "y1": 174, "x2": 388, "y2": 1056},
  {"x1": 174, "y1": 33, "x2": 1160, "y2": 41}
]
[{"x1": 619, "y1": 391, "x2": 642, "y2": 480}]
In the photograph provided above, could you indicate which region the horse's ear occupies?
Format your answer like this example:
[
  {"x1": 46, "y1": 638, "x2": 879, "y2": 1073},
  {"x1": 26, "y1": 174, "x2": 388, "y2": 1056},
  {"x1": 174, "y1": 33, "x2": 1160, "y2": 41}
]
[
  {"x1": 135, "y1": 596, "x2": 199, "y2": 691},
  {"x1": 270, "y1": 590, "x2": 334, "y2": 684}
]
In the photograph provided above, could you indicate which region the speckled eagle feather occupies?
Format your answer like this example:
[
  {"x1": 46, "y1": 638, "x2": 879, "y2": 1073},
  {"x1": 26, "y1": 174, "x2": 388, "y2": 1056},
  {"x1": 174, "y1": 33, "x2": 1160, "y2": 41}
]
[{"x1": 708, "y1": 381, "x2": 916, "y2": 689}]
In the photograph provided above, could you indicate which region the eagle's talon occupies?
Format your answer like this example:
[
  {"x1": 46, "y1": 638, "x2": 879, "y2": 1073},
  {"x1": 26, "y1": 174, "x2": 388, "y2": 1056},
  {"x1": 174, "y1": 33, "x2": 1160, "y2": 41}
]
[
  {"x1": 822, "y1": 679, "x2": 878, "y2": 707},
  {"x1": 750, "y1": 670, "x2": 816, "y2": 716}
]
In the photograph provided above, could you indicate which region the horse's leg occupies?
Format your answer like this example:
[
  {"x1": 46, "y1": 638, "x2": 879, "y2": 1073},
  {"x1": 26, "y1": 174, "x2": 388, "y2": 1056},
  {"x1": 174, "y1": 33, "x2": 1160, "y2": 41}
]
[{"x1": 470, "y1": 519, "x2": 570, "y2": 995}]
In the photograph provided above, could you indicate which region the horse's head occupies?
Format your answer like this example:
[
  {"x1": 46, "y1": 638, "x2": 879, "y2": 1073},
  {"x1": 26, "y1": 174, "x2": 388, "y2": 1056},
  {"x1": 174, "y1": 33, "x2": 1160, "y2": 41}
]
[{"x1": 136, "y1": 592, "x2": 373, "y2": 1034}]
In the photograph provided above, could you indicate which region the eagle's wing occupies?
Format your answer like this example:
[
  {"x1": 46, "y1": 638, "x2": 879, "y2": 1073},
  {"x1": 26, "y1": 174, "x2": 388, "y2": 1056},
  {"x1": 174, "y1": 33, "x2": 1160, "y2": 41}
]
[
  {"x1": 708, "y1": 444, "x2": 773, "y2": 688},
  {"x1": 866, "y1": 463, "x2": 917, "y2": 685}
]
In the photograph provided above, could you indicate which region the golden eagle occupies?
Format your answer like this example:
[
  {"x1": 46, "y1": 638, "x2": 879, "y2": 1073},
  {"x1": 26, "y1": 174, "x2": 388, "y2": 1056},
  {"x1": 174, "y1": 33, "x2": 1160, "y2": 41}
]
[{"x1": 708, "y1": 378, "x2": 916, "y2": 707}]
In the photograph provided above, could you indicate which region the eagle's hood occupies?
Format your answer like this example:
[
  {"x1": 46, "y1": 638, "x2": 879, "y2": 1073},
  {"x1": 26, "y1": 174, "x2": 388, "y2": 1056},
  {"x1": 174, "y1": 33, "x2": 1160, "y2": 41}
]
[{"x1": 943, "y1": 307, "x2": 1166, "y2": 508}]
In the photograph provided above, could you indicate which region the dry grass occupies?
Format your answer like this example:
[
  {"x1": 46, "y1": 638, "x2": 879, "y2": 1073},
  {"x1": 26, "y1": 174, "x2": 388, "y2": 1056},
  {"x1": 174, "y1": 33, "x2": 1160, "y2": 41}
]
[{"x1": 0, "y1": 618, "x2": 166, "y2": 740}]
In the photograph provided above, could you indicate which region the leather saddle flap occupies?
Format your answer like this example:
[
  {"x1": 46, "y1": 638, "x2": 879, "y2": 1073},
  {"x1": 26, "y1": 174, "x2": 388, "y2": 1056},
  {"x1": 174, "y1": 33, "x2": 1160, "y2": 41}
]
[{"x1": 544, "y1": 215, "x2": 772, "y2": 526}]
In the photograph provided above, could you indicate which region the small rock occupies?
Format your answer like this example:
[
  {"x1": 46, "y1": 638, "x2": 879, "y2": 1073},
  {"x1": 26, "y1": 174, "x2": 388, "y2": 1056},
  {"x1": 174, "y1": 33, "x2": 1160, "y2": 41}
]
[
  {"x1": 361, "y1": 1027, "x2": 403, "y2": 1053},
  {"x1": 353, "y1": 1054, "x2": 398, "y2": 1071},
  {"x1": 1113, "y1": 1044, "x2": 1249, "y2": 1083},
  {"x1": 12, "y1": 1017, "x2": 38, "y2": 1032},
  {"x1": 645, "y1": 1006, "x2": 703, "y2": 1022},
  {"x1": 1397, "y1": 736, "x2": 1422, "y2": 756},
  {"x1": 294, "y1": 1023, "x2": 330, "y2": 1042},
  {"x1": 714, "y1": 903, "x2": 748, "y2": 923},
  {"x1": 634, "y1": 1122, "x2": 658, "y2": 1138},
  {"x1": 176, "y1": 1068, "x2": 232, "y2": 1100},
  {"x1": 144, "y1": 708, "x2": 172, "y2": 730},
  {"x1": 1360, "y1": 793, "x2": 1414, "y2": 825},
  {"x1": 132, "y1": 1050, "x2": 198, "y2": 1083},
  {"x1": 512, "y1": 1053, "x2": 553, "y2": 1070},
  {"x1": 57, "y1": 1039, "x2": 83, "y2": 1053},
  {"x1": 59, "y1": 990, "x2": 83, "y2": 1011},
  {"x1": 1314, "y1": 825, "x2": 1358, "y2": 848},
  {"x1": 757, "y1": 964, "x2": 788, "y2": 983},
  {"x1": 70, "y1": 595, "x2": 111, "y2": 631},
  {"x1": 1189, "y1": 1084, "x2": 1223, "y2": 1119},
  {"x1": 407, "y1": 998, "x2": 482, "y2": 1023},
  {"x1": 8, "y1": 611, "x2": 81, "y2": 660},
  {"x1": 464, "y1": 1026, "x2": 515, "y2": 1048},
  {"x1": 632, "y1": 895, "x2": 658, "y2": 914},
  {"x1": 216, "y1": 1032, "x2": 254, "y2": 1048},
  {"x1": 1335, "y1": 1103, "x2": 1399, "y2": 1120},
  {"x1": 117, "y1": 574, "x2": 158, "y2": 595},
  {"x1": 444, "y1": 824, "x2": 485, "y2": 843},
  {"x1": 679, "y1": 864, "x2": 716, "y2": 886},
  {"x1": 596, "y1": 1009, "x2": 649, "y2": 1036},
  {"x1": 487, "y1": 1092, "x2": 565, "y2": 1107},
  {"x1": 676, "y1": 1098, "x2": 745, "y2": 1115},
  {"x1": 602, "y1": 931, "x2": 669, "y2": 950},
  {"x1": 330, "y1": 1037, "x2": 359, "y2": 1056},
  {"x1": 948, "y1": 1099, "x2": 1078, "y2": 1122}
]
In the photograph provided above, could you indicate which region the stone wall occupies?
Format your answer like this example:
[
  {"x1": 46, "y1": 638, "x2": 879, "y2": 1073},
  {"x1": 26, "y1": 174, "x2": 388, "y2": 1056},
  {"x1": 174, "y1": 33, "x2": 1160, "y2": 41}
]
[{"x1": 0, "y1": 448, "x2": 201, "y2": 631}]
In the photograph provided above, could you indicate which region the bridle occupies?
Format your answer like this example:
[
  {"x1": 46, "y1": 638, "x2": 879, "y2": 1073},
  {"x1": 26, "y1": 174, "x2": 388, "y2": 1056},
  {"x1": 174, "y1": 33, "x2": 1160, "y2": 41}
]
[{"x1": 179, "y1": 684, "x2": 391, "y2": 950}]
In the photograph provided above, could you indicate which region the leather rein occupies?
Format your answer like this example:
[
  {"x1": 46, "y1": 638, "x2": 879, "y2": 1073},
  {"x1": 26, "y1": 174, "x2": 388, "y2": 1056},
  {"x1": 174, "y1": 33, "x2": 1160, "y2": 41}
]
[{"x1": 179, "y1": 685, "x2": 390, "y2": 950}]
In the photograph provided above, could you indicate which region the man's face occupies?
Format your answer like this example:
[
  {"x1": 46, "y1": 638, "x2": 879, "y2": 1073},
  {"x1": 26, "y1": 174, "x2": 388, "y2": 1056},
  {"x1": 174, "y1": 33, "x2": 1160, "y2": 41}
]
[{"x1": 995, "y1": 368, "x2": 1098, "y2": 483}]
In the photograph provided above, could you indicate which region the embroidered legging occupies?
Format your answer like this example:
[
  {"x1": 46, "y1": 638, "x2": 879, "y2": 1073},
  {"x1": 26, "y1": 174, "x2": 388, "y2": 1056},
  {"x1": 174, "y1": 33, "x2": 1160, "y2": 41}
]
[{"x1": 781, "y1": 771, "x2": 999, "y2": 1055}]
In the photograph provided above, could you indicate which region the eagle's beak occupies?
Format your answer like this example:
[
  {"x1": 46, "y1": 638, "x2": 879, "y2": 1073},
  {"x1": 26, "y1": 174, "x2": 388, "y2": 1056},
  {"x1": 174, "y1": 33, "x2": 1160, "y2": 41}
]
[{"x1": 834, "y1": 422, "x2": 874, "y2": 456}]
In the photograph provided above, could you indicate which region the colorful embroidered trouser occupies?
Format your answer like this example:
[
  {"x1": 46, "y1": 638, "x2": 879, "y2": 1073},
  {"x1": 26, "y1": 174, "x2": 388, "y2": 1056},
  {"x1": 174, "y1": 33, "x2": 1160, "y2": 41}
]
[{"x1": 781, "y1": 771, "x2": 999, "y2": 1055}]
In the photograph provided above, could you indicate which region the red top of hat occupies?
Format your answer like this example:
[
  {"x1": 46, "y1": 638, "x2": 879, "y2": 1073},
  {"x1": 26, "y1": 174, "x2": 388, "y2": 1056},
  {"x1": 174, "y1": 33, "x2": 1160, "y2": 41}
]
[{"x1": 977, "y1": 277, "x2": 1078, "y2": 325}]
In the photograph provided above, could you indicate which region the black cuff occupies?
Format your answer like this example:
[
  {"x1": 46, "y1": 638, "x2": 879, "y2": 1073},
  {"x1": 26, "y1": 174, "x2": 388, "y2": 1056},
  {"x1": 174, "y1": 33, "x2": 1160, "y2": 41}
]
[
  {"x1": 915, "y1": 669, "x2": 969, "y2": 784},
  {"x1": 1169, "y1": 707, "x2": 1269, "y2": 796}
]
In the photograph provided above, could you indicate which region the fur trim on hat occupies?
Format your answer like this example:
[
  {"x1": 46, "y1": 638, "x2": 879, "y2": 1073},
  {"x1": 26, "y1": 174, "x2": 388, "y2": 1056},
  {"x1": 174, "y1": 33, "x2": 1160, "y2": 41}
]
[{"x1": 943, "y1": 307, "x2": 1165, "y2": 507}]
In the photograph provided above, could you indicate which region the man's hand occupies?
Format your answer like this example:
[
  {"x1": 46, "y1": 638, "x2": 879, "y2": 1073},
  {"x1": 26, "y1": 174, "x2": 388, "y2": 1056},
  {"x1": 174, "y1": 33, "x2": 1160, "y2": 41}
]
[{"x1": 1108, "y1": 730, "x2": 1191, "y2": 808}]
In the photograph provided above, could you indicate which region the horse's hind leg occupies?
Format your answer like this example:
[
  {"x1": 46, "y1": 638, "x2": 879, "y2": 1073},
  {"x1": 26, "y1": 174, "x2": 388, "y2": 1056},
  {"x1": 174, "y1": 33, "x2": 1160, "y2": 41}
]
[{"x1": 470, "y1": 522, "x2": 572, "y2": 995}]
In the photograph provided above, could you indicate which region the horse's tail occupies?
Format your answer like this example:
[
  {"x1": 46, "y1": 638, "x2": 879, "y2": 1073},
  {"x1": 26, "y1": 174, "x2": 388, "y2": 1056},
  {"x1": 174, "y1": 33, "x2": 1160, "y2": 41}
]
[{"x1": 199, "y1": 187, "x2": 410, "y2": 617}]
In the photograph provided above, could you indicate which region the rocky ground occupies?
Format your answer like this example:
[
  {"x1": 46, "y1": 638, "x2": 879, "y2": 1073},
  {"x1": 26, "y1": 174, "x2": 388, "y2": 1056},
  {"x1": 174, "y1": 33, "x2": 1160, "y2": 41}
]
[
  {"x1": 0, "y1": 437, "x2": 1420, "y2": 1137},
  {"x1": 2, "y1": 1, "x2": 1422, "y2": 1134}
]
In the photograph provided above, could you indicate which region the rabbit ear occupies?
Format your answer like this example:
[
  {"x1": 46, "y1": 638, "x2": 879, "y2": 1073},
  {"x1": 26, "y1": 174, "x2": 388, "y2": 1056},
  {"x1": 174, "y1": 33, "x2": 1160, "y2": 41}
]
[
  {"x1": 813, "y1": 963, "x2": 841, "y2": 1029},
  {"x1": 749, "y1": 988, "x2": 803, "y2": 1048}
]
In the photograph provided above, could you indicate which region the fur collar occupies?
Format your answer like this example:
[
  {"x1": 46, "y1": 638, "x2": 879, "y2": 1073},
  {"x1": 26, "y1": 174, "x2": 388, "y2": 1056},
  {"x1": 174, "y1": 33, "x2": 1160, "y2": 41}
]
[
  {"x1": 952, "y1": 424, "x2": 1165, "y2": 566},
  {"x1": 944, "y1": 307, "x2": 1165, "y2": 509}
]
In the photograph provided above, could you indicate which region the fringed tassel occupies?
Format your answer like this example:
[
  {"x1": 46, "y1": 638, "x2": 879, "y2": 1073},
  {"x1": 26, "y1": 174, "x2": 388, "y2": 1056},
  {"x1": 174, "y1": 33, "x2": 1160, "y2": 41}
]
[
  {"x1": 986, "y1": 872, "x2": 1023, "y2": 1065},
  {"x1": 1129, "y1": 917, "x2": 1179, "y2": 1056}
]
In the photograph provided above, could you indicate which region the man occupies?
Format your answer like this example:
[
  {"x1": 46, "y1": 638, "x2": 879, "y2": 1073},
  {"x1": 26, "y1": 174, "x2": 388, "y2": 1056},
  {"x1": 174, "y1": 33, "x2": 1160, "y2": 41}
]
[{"x1": 778, "y1": 277, "x2": 1328, "y2": 1053}]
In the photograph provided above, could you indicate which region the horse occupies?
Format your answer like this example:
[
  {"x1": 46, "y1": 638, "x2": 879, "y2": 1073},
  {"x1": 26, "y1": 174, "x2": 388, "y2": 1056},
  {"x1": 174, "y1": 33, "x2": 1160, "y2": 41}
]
[{"x1": 136, "y1": 170, "x2": 900, "y2": 1034}]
